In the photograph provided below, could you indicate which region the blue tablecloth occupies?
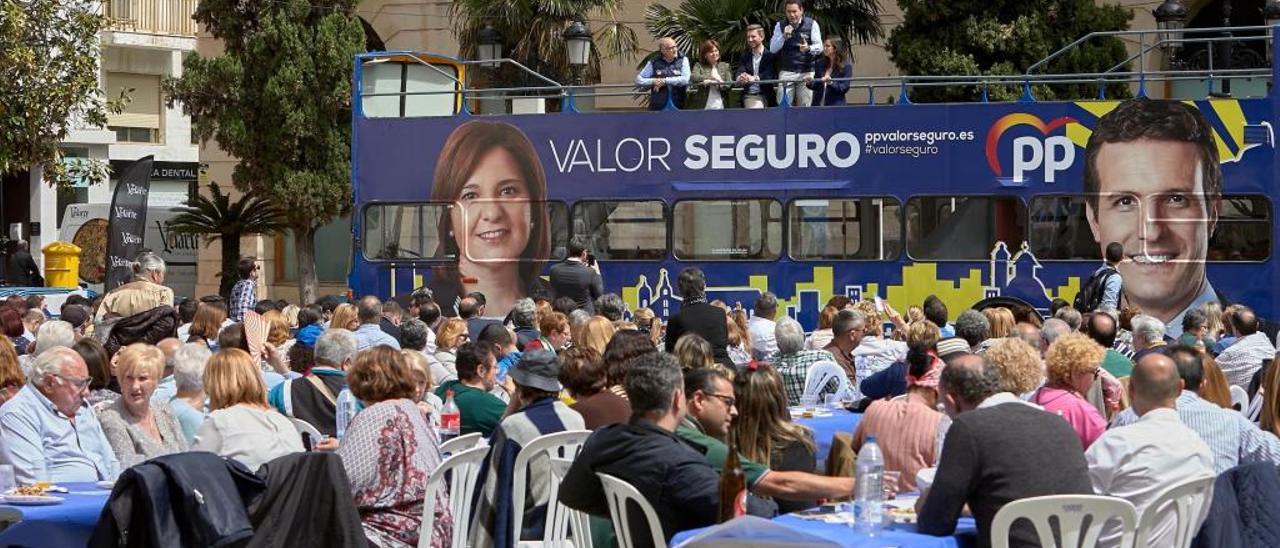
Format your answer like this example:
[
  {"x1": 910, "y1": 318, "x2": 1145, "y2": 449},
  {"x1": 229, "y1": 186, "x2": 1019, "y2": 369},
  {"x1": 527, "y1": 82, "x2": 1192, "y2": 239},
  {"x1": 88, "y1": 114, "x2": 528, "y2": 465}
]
[
  {"x1": 0, "y1": 482, "x2": 109, "y2": 548},
  {"x1": 672, "y1": 514, "x2": 979, "y2": 547},
  {"x1": 796, "y1": 409, "x2": 862, "y2": 462}
]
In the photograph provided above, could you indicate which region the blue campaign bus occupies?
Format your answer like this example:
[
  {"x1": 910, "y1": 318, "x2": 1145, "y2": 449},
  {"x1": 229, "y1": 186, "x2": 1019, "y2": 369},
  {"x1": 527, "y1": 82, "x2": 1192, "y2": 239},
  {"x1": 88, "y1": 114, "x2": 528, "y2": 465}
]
[{"x1": 347, "y1": 34, "x2": 1277, "y2": 338}]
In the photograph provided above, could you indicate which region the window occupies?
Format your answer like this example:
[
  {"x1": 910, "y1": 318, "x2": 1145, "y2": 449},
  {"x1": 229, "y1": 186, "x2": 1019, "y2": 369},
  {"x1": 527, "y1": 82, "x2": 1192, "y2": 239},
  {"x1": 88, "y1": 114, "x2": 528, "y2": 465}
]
[
  {"x1": 1209, "y1": 195, "x2": 1270, "y2": 261},
  {"x1": 673, "y1": 199, "x2": 782, "y2": 260},
  {"x1": 789, "y1": 198, "x2": 901, "y2": 260},
  {"x1": 906, "y1": 196, "x2": 1026, "y2": 260},
  {"x1": 1029, "y1": 194, "x2": 1270, "y2": 262},
  {"x1": 106, "y1": 72, "x2": 162, "y2": 143},
  {"x1": 362, "y1": 61, "x2": 461, "y2": 118},
  {"x1": 571, "y1": 201, "x2": 666, "y2": 260},
  {"x1": 363, "y1": 201, "x2": 569, "y2": 261}
]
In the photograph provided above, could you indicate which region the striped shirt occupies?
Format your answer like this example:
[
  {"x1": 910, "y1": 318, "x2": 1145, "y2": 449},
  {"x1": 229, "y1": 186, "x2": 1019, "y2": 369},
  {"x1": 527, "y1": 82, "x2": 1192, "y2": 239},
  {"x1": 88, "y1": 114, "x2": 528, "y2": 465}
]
[
  {"x1": 852, "y1": 393, "x2": 950, "y2": 492},
  {"x1": 1111, "y1": 391, "x2": 1280, "y2": 474},
  {"x1": 769, "y1": 349, "x2": 836, "y2": 406}
]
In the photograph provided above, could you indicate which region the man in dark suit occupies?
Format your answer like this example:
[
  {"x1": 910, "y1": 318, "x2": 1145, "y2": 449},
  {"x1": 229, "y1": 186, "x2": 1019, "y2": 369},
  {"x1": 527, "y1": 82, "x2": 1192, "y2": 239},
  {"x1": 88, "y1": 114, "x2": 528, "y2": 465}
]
[
  {"x1": 549, "y1": 237, "x2": 603, "y2": 314},
  {"x1": 6, "y1": 240, "x2": 43, "y2": 287},
  {"x1": 735, "y1": 23, "x2": 779, "y2": 108}
]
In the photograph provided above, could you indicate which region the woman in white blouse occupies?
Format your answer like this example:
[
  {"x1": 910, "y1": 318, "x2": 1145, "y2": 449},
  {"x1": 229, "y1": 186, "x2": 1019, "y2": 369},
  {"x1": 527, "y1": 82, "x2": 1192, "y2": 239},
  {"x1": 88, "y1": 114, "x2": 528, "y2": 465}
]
[{"x1": 193, "y1": 348, "x2": 303, "y2": 472}]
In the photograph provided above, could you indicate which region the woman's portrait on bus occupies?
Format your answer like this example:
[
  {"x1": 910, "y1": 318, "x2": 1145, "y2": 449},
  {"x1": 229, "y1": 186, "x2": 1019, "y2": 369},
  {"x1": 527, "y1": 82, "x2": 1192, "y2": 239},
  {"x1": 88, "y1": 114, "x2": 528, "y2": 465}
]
[{"x1": 428, "y1": 120, "x2": 553, "y2": 318}]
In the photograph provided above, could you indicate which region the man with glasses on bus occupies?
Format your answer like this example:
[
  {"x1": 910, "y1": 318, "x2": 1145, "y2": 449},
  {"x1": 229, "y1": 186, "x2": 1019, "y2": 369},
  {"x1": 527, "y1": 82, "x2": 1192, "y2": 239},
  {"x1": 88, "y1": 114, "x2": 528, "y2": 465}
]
[
  {"x1": 1084, "y1": 98, "x2": 1227, "y2": 339},
  {"x1": 636, "y1": 37, "x2": 689, "y2": 111},
  {"x1": 0, "y1": 348, "x2": 120, "y2": 483}
]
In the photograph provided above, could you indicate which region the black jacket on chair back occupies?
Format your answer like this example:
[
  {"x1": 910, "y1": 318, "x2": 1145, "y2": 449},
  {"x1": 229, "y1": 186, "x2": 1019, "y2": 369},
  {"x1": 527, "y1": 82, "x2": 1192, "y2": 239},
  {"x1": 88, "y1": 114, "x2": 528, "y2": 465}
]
[
  {"x1": 89, "y1": 451, "x2": 266, "y2": 548},
  {"x1": 246, "y1": 452, "x2": 366, "y2": 548}
]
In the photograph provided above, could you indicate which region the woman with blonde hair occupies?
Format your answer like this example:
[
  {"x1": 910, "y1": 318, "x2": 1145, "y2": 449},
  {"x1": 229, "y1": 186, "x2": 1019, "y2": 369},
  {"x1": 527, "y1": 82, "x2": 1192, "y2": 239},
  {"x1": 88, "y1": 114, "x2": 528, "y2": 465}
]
[
  {"x1": 1033, "y1": 333, "x2": 1107, "y2": 448},
  {"x1": 0, "y1": 335, "x2": 23, "y2": 406},
  {"x1": 982, "y1": 307, "x2": 1016, "y2": 339},
  {"x1": 432, "y1": 318, "x2": 468, "y2": 379},
  {"x1": 574, "y1": 316, "x2": 615, "y2": 356},
  {"x1": 985, "y1": 337, "x2": 1044, "y2": 395},
  {"x1": 725, "y1": 310, "x2": 752, "y2": 366},
  {"x1": 732, "y1": 363, "x2": 817, "y2": 513},
  {"x1": 263, "y1": 310, "x2": 295, "y2": 367},
  {"x1": 329, "y1": 303, "x2": 359, "y2": 332},
  {"x1": 674, "y1": 333, "x2": 716, "y2": 371},
  {"x1": 631, "y1": 307, "x2": 663, "y2": 348},
  {"x1": 99, "y1": 344, "x2": 188, "y2": 466},
  {"x1": 1197, "y1": 352, "x2": 1234, "y2": 409},
  {"x1": 402, "y1": 349, "x2": 444, "y2": 417},
  {"x1": 338, "y1": 346, "x2": 452, "y2": 548},
  {"x1": 193, "y1": 348, "x2": 303, "y2": 471}
]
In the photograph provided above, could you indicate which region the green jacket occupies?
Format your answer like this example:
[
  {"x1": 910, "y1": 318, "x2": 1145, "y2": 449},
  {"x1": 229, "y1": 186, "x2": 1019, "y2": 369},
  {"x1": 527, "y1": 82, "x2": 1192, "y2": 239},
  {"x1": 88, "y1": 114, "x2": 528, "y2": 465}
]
[
  {"x1": 686, "y1": 62, "x2": 741, "y2": 110},
  {"x1": 435, "y1": 379, "x2": 506, "y2": 437},
  {"x1": 676, "y1": 416, "x2": 768, "y2": 486}
]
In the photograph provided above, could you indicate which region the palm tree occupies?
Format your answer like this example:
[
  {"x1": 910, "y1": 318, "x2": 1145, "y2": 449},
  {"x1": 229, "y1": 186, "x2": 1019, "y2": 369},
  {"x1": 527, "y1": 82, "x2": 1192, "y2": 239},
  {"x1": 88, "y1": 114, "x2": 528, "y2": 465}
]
[
  {"x1": 646, "y1": 0, "x2": 883, "y2": 61},
  {"x1": 451, "y1": 0, "x2": 639, "y2": 88},
  {"x1": 168, "y1": 183, "x2": 288, "y2": 299}
]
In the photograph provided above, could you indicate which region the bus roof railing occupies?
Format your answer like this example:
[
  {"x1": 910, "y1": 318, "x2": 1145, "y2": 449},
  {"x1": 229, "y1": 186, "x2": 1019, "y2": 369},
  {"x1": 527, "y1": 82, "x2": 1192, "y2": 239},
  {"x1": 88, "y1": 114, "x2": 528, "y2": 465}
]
[{"x1": 357, "y1": 25, "x2": 1276, "y2": 110}]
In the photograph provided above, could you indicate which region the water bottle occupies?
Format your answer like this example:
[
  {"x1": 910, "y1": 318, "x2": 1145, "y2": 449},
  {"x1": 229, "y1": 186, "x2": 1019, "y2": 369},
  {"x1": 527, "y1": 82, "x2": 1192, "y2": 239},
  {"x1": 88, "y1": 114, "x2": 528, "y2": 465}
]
[
  {"x1": 853, "y1": 435, "x2": 885, "y2": 536},
  {"x1": 439, "y1": 390, "x2": 461, "y2": 441},
  {"x1": 335, "y1": 387, "x2": 356, "y2": 440}
]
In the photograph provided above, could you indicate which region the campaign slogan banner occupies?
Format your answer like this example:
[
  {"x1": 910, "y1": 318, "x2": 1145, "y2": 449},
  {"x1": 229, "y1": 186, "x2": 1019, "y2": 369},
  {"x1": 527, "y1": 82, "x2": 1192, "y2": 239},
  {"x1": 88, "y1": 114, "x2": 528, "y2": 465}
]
[{"x1": 104, "y1": 155, "x2": 154, "y2": 291}]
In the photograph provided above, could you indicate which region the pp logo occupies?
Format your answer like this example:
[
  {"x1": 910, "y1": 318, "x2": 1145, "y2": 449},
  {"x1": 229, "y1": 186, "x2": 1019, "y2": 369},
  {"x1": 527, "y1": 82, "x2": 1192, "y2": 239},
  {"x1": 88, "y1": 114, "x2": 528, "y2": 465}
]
[{"x1": 985, "y1": 113, "x2": 1078, "y2": 184}]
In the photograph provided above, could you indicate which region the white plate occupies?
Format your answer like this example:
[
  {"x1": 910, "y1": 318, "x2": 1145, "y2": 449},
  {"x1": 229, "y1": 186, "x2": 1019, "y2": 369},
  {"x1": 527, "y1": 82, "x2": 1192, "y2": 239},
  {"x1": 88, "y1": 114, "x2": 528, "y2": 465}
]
[
  {"x1": 916, "y1": 467, "x2": 937, "y2": 492},
  {"x1": 95, "y1": 480, "x2": 115, "y2": 490},
  {"x1": 2, "y1": 494, "x2": 63, "y2": 505},
  {"x1": 789, "y1": 408, "x2": 834, "y2": 418}
]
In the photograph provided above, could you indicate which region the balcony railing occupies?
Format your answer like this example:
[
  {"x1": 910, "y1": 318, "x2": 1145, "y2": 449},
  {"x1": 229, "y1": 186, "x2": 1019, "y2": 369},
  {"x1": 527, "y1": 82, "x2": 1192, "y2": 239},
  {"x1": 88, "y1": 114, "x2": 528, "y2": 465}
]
[{"x1": 105, "y1": 0, "x2": 197, "y2": 37}]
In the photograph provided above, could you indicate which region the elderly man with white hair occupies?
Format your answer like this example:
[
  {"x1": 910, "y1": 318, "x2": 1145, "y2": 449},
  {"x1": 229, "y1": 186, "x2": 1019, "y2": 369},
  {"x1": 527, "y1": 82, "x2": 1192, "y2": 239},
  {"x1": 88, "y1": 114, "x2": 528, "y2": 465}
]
[
  {"x1": 18, "y1": 320, "x2": 78, "y2": 373},
  {"x1": 268, "y1": 329, "x2": 357, "y2": 437},
  {"x1": 0, "y1": 347, "x2": 120, "y2": 483},
  {"x1": 768, "y1": 317, "x2": 837, "y2": 406},
  {"x1": 94, "y1": 250, "x2": 175, "y2": 320},
  {"x1": 1130, "y1": 314, "x2": 1169, "y2": 362}
]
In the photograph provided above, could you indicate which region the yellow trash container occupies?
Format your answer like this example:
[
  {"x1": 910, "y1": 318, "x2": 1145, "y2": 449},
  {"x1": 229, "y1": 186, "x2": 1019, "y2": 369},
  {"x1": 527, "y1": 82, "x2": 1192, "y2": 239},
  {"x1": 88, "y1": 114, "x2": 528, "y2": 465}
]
[{"x1": 42, "y1": 241, "x2": 82, "y2": 288}]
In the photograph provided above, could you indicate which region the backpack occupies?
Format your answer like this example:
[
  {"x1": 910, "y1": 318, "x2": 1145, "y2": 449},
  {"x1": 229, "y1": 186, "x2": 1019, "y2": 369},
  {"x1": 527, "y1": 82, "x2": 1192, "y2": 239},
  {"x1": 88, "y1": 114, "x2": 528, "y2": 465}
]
[{"x1": 1074, "y1": 266, "x2": 1118, "y2": 312}]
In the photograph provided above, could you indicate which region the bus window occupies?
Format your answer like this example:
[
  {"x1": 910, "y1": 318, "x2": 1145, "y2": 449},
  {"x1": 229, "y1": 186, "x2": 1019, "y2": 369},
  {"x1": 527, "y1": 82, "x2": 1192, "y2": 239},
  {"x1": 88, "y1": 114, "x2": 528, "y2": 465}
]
[
  {"x1": 363, "y1": 203, "x2": 451, "y2": 260},
  {"x1": 571, "y1": 201, "x2": 667, "y2": 260},
  {"x1": 363, "y1": 202, "x2": 568, "y2": 261},
  {"x1": 361, "y1": 60, "x2": 461, "y2": 118},
  {"x1": 674, "y1": 199, "x2": 782, "y2": 261},
  {"x1": 906, "y1": 196, "x2": 1026, "y2": 260},
  {"x1": 1209, "y1": 196, "x2": 1270, "y2": 261},
  {"x1": 1029, "y1": 194, "x2": 1270, "y2": 262},
  {"x1": 789, "y1": 198, "x2": 902, "y2": 260},
  {"x1": 1028, "y1": 195, "x2": 1099, "y2": 260}
]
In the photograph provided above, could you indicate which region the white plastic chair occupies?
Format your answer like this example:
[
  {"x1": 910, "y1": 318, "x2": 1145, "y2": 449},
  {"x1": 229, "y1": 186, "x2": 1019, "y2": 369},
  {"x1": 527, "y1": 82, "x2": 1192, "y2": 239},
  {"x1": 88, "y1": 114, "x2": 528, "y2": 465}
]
[
  {"x1": 1135, "y1": 475, "x2": 1215, "y2": 548},
  {"x1": 531, "y1": 457, "x2": 593, "y2": 548},
  {"x1": 990, "y1": 495, "x2": 1137, "y2": 548},
  {"x1": 1229, "y1": 385, "x2": 1249, "y2": 412},
  {"x1": 418, "y1": 446, "x2": 488, "y2": 548},
  {"x1": 512, "y1": 430, "x2": 592, "y2": 547},
  {"x1": 802, "y1": 360, "x2": 850, "y2": 401},
  {"x1": 440, "y1": 432, "x2": 486, "y2": 455},
  {"x1": 289, "y1": 417, "x2": 323, "y2": 442},
  {"x1": 597, "y1": 473, "x2": 665, "y2": 548},
  {"x1": 1247, "y1": 390, "x2": 1264, "y2": 422}
]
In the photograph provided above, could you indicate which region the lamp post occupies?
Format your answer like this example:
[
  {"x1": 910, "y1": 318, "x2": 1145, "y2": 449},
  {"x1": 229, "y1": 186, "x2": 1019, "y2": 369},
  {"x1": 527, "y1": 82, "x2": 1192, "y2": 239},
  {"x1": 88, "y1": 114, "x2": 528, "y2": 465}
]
[
  {"x1": 1153, "y1": 0, "x2": 1189, "y2": 60},
  {"x1": 563, "y1": 18, "x2": 593, "y2": 86},
  {"x1": 477, "y1": 25, "x2": 503, "y2": 69}
]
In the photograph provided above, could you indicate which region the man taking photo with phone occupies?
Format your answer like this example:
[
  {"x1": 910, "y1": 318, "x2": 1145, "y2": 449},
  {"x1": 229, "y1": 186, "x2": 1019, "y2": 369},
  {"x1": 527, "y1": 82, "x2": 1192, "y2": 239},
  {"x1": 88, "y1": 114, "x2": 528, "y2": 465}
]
[{"x1": 550, "y1": 236, "x2": 604, "y2": 314}]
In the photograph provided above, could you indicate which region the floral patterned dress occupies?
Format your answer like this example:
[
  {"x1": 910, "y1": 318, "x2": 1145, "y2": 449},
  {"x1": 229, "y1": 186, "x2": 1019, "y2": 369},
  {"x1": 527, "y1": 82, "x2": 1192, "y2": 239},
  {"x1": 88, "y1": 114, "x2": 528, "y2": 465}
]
[{"x1": 336, "y1": 398, "x2": 452, "y2": 548}]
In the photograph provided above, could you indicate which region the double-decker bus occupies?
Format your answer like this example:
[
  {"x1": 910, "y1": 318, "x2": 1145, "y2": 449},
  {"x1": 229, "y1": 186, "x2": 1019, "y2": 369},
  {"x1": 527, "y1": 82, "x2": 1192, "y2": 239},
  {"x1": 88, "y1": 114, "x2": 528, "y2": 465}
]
[{"x1": 349, "y1": 31, "x2": 1277, "y2": 338}]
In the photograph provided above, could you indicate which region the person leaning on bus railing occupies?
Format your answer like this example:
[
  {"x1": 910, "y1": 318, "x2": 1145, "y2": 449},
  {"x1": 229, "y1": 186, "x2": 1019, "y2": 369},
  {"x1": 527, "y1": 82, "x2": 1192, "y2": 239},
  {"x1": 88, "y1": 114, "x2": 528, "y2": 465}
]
[
  {"x1": 428, "y1": 120, "x2": 553, "y2": 320},
  {"x1": 636, "y1": 37, "x2": 690, "y2": 111},
  {"x1": 1083, "y1": 98, "x2": 1245, "y2": 340},
  {"x1": 687, "y1": 39, "x2": 739, "y2": 110},
  {"x1": 804, "y1": 37, "x2": 851, "y2": 107},
  {"x1": 735, "y1": 23, "x2": 778, "y2": 109}
]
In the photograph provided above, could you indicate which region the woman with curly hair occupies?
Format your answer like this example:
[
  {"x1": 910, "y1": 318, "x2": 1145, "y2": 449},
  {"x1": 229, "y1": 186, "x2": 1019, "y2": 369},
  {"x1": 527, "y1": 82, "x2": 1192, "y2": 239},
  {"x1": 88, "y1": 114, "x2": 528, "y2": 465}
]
[
  {"x1": 1032, "y1": 333, "x2": 1108, "y2": 448},
  {"x1": 602, "y1": 330, "x2": 656, "y2": 400},
  {"x1": 984, "y1": 337, "x2": 1044, "y2": 396}
]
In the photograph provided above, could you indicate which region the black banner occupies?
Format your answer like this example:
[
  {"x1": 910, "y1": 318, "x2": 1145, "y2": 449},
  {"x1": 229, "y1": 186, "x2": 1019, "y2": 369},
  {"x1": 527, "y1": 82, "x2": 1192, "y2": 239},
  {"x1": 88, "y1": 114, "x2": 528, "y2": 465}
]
[{"x1": 105, "y1": 156, "x2": 153, "y2": 291}]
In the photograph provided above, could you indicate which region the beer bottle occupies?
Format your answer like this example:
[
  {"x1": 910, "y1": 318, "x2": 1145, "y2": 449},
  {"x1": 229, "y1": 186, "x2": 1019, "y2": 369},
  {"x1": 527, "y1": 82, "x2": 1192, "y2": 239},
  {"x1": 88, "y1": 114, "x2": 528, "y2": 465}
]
[{"x1": 717, "y1": 428, "x2": 747, "y2": 523}]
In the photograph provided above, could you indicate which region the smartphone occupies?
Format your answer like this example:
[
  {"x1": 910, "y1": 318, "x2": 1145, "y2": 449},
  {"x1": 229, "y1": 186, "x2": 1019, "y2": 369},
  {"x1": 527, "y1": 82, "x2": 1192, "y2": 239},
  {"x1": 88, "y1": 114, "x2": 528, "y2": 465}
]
[{"x1": 587, "y1": 253, "x2": 597, "y2": 267}]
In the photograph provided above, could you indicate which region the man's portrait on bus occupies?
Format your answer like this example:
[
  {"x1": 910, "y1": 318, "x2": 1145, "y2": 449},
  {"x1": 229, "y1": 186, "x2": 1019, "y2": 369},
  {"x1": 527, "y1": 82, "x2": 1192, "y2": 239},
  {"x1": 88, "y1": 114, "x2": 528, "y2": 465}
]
[
  {"x1": 1083, "y1": 98, "x2": 1222, "y2": 329},
  {"x1": 429, "y1": 120, "x2": 553, "y2": 317}
]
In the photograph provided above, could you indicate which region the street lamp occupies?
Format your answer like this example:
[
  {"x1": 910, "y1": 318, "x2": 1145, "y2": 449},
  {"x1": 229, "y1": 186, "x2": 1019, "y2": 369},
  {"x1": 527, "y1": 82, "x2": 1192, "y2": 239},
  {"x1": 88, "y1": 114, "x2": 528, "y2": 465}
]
[
  {"x1": 563, "y1": 18, "x2": 593, "y2": 85},
  {"x1": 477, "y1": 24, "x2": 503, "y2": 69},
  {"x1": 1153, "y1": 0, "x2": 1189, "y2": 59}
]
